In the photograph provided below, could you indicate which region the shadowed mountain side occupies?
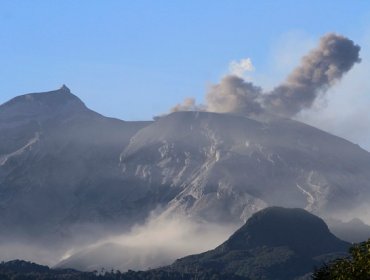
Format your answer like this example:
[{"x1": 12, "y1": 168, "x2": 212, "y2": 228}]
[
  {"x1": 168, "y1": 207, "x2": 350, "y2": 280},
  {"x1": 0, "y1": 86, "x2": 154, "y2": 245}
]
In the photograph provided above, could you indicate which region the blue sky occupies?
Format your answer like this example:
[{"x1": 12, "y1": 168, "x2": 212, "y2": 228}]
[{"x1": 1, "y1": 0, "x2": 370, "y2": 123}]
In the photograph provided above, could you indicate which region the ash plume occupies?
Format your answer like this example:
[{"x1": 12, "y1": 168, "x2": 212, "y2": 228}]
[
  {"x1": 170, "y1": 33, "x2": 361, "y2": 118},
  {"x1": 206, "y1": 75, "x2": 263, "y2": 115},
  {"x1": 264, "y1": 33, "x2": 361, "y2": 117},
  {"x1": 170, "y1": 97, "x2": 204, "y2": 112}
]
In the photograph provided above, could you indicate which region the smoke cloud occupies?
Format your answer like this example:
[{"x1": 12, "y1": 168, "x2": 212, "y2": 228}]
[
  {"x1": 170, "y1": 97, "x2": 204, "y2": 112},
  {"x1": 264, "y1": 33, "x2": 361, "y2": 117},
  {"x1": 206, "y1": 75, "x2": 263, "y2": 115},
  {"x1": 170, "y1": 33, "x2": 361, "y2": 118}
]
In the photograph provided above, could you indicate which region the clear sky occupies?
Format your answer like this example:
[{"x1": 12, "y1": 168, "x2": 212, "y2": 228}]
[{"x1": 1, "y1": 1, "x2": 370, "y2": 148}]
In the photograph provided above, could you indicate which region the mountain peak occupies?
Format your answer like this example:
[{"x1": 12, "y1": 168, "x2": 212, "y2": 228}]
[
  {"x1": 0, "y1": 87, "x2": 89, "y2": 121},
  {"x1": 59, "y1": 84, "x2": 71, "y2": 93}
]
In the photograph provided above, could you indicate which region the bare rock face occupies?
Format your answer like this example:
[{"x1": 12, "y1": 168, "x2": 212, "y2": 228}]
[{"x1": 121, "y1": 111, "x2": 370, "y2": 224}]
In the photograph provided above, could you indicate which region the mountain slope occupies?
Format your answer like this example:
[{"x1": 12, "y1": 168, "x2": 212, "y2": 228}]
[
  {"x1": 121, "y1": 111, "x2": 370, "y2": 224},
  {"x1": 0, "y1": 86, "x2": 153, "y2": 244},
  {"x1": 168, "y1": 207, "x2": 350, "y2": 280},
  {"x1": 1, "y1": 88, "x2": 370, "y2": 267}
]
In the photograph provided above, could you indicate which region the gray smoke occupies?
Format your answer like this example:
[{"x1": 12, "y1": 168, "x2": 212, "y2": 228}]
[
  {"x1": 170, "y1": 97, "x2": 204, "y2": 112},
  {"x1": 264, "y1": 33, "x2": 361, "y2": 117},
  {"x1": 170, "y1": 33, "x2": 361, "y2": 118},
  {"x1": 206, "y1": 75, "x2": 263, "y2": 115}
]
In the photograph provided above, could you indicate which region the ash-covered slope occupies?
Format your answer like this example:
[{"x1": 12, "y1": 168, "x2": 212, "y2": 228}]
[
  {"x1": 0, "y1": 86, "x2": 152, "y2": 244},
  {"x1": 121, "y1": 111, "x2": 370, "y2": 224},
  {"x1": 169, "y1": 207, "x2": 350, "y2": 280}
]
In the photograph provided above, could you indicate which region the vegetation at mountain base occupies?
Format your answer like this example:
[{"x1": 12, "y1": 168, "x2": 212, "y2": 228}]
[
  {"x1": 0, "y1": 260, "x2": 245, "y2": 280},
  {"x1": 312, "y1": 239, "x2": 370, "y2": 280}
]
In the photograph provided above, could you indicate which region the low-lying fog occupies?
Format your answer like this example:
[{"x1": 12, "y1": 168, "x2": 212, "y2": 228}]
[
  {"x1": 1, "y1": 207, "x2": 369, "y2": 272},
  {"x1": 0, "y1": 211, "x2": 238, "y2": 271},
  {"x1": 56, "y1": 212, "x2": 237, "y2": 271}
]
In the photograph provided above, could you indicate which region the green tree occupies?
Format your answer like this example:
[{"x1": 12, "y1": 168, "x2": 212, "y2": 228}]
[{"x1": 313, "y1": 239, "x2": 370, "y2": 280}]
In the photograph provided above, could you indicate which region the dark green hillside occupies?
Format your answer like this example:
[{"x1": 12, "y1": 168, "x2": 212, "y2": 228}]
[{"x1": 168, "y1": 207, "x2": 350, "y2": 280}]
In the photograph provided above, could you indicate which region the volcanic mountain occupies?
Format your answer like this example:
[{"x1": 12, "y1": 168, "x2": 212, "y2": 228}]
[{"x1": 0, "y1": 87, "x2": 370, "y2": 264}]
